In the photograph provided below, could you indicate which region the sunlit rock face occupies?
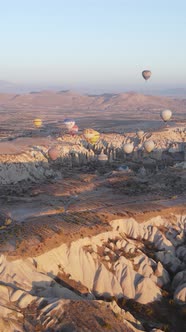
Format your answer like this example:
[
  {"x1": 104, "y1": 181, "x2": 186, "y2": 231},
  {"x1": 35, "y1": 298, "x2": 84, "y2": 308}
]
[
  {"x1": 0, "y1": 216, "x2": 186, "y2": 303},
  {"x1": 0, "y1": 125, "x2": 185, "y2": 331},
  {"x1": 0, "y1": 126, "x2": 185, "y2": 185},
  {"x1": 0, "y1": 213, "x2": 185, "y2": 330}
]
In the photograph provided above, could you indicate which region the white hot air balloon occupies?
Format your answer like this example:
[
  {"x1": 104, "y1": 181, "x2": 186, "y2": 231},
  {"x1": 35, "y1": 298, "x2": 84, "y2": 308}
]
[
  {"x1": 160, "y1": 110, "x2": 172, "y2": 123},
  {"x1": 144, "y1": 140, "x2": 155, "y2": 153},
  {"x1": 64, "y1": 118, "x2": 75, "y2": 131},
  {"x1": 123, "y1": 143, "x2": 134, "y2": 154},
  {"x1": 137, "y1": 130, "x2": 144, "y2": 139}
]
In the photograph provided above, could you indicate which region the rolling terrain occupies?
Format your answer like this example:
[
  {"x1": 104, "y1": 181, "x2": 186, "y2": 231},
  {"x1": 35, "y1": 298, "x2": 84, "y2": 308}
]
[{"x1": 0, "y1": 91, "x2": 185, "y2": 332}]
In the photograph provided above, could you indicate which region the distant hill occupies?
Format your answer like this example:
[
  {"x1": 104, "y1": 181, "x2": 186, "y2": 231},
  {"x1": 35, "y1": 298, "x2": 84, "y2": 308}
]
[
  {"x1": 0, "y1": 90, "x2": 185, "y2": 134},
  {"x1": 0, "y1": 90, "x2": 185, "y2": 115}
]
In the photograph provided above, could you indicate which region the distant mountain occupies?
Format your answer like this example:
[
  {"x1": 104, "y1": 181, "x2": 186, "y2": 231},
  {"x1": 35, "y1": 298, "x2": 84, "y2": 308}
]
[{"x1": 0, "y1": 90, "x2": 185, "y2": 115}]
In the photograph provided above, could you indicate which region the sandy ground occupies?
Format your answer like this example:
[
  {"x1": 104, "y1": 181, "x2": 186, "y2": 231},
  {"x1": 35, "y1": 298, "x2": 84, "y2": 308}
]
[
  {"x1": 0, "y1": 164, "x2": 185, "y2": 258},
  {"x1": 0, "y1": 91, "x2": 186, "y2": 139}
]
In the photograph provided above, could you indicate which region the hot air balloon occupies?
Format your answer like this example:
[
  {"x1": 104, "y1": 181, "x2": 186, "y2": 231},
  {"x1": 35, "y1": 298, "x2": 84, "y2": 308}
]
[
  {"x1": 48, "y1": 146, "x2": 59, "y2": 161},
  {"x1": 144, "y1": 140, "x2": 155, "y2": 153},
  {"x1": 64, "y1": 118, "x2": 75, "y2": 131},
  {"x1": 83, "y1": 128, "x2": 100, "y2": 145},
  {"x1": 160, "y1": 110, "x2": 172, "y2": 123},
  {"x1": 142, "y1": 70, "x2": 151, "y2": 81},
  {"x1": 33, "y1": 118, "x2": 42, "y2": 128},
  {"x1": 137, "y1": 130, "x2": 144, "y2": 139},
  {"x1": 123, "y1": 143, "x2": 134, "y2": 154},
  {"x1": 69, "y1": 124, "x2": 78, "y2": 136},
  {"x1": 97, "y1": 149, "x2": 108, "y2": 162}
]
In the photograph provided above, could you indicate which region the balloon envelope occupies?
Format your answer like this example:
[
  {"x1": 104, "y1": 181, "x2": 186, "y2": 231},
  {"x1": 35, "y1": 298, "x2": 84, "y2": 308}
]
[
  {"x1": 160, "y1": 110, "x2": 172, "y2": 122},
  {"x1": 142, "y1": 70, "x2": 151, "y2": 81},
  {"x1": 33, "y1": 118, "x2": 42, "y2": 128},
  {"x1": 137, "y1": 130, "x2": 144, "y2": 139},
  {"x1": 69, "y1": 125, "x2": 78, "y2": 135},
  {"x1": 64, "y1": 118, "x2": 75, "y2": 130},
  {"x1": 123, "y1": 143, "x2": 134, "y2": 154},
  {"x1": 83, "y1": 128, "x2": 100, "y2": 145},
  {"x1": 144, "y1": 140, "x2": 155, "y2": 153},
  {"x1": 48, "y1": 147, "x2": 59, "y2": 161}
]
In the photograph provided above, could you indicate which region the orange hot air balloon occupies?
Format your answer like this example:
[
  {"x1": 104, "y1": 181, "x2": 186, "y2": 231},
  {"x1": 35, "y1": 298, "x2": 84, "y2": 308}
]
[
  {"x1": 48, "y1": 146, "x2": 59, "y2": 161},
  {"x1": 33, "y1": 118, "x2": 42, "y2": 128},
  {"x1": 142, "y1": 70, "x2": 151, "y2": 81},
  {"x1": 83, "y1": 128, "x2": 100, "y2": 145}
]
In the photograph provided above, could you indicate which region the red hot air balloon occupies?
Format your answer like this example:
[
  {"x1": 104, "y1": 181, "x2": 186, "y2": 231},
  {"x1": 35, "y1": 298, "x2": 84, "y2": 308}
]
[{"x1": 69, "y1": 125, "x2": 78, "y2": 136}]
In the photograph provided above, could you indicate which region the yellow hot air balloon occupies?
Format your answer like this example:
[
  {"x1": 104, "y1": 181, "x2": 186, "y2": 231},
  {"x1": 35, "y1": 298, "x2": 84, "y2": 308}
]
[
  {"x1": 83, "y1": 128, "x2": 100, "y2": 145},
  {"x1": 142, "y1": 70, "x2": 151, "y2": 81},
  {"x1": 33, "y1": 118, "x2": 42, "y2": 128}
]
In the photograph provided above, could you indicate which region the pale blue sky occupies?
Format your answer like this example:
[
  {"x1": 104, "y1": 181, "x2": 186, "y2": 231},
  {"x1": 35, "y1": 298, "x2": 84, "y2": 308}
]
[{"x1": 1, "y1": 0, "x2": 186, "y2": 91}]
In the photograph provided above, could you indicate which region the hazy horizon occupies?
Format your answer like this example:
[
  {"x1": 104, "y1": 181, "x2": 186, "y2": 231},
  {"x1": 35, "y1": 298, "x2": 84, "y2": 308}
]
[{"x1": 1, "y1": 79, "x2": 186, "y2": 97}]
